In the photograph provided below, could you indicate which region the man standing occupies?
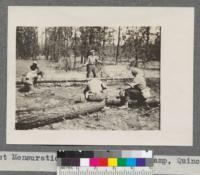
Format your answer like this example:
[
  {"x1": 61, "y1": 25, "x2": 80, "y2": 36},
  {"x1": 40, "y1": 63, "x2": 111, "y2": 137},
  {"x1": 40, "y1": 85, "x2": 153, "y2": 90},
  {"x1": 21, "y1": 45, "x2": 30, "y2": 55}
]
[
  {"x1": 119, "y1": 68, "x2": 150, "y2": 109},
  {"x1": 86, "y1": 50, "x2": 101, "y2": 78}
]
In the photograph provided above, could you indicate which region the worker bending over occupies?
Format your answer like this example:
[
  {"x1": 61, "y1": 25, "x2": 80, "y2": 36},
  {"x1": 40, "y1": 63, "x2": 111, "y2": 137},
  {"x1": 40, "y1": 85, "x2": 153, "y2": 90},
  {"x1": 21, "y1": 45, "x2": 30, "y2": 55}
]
[{"x1": 84, "y1": 78, "x2": 107, "y2": 102}]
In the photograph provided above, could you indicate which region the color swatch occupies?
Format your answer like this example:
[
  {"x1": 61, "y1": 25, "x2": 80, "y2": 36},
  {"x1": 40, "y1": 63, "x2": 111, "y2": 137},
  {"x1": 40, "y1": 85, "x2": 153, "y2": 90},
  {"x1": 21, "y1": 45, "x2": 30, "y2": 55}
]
[
  {"x1": 57, "y1": 150, "x2": 153, "y2": 175},
  {"x1": 59, "y1": 157, "x2": 152, "y2": 167},
  {"x1": 57, "y1": 150, "x2": 152, "y2": 158},
  {"x1": 57, "y1": 150, "x2": 153, "y2": 167}
]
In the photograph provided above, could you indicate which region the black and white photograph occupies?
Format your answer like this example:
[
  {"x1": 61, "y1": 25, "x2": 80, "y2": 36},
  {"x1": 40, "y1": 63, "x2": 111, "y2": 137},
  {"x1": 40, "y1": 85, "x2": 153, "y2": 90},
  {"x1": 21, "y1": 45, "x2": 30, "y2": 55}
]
[
  {"x1": 15, "y1": 26, "x2": 161, "y2": 130},
  {"x1": 7, "y1": 7, "x2": 193, "y2": 145}
]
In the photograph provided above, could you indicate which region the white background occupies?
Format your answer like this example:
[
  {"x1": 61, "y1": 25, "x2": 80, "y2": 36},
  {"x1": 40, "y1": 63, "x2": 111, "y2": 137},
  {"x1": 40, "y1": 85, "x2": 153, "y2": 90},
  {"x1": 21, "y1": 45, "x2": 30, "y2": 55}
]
[{"x1": 7, "y1": 7, "x2": 194, "y2": 145}]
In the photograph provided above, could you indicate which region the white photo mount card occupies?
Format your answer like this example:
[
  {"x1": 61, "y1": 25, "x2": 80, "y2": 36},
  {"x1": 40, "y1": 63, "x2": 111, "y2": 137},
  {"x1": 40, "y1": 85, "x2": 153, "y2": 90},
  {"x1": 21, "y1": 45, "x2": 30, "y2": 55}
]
[{"x1": 7, "y1": 7, "x2": 194, "y2": 145}]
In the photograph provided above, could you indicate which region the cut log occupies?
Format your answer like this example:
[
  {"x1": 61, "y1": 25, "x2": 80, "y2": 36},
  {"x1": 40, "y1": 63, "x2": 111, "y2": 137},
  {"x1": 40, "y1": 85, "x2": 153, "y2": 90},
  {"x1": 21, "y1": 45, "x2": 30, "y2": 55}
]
[
  {"x1": 16, "y1": 102, "x2": 105, "y2": 130},
  {"x1": 106, "y1": 98, "x2": 138, "y2": 107},
  {"x1": 106, "y1": 97, "x2": 159, "y2": 107},
  {"x1": 106, "y1": 99, "x2": 123, "y2": 106},
  {"x1": 16, "y1": 78, "x2": 159, "y2": 89},
  {"x1": 16, "y1": 107, "x2": 46, "y2": 114},
  {"x1": 146, "y1": 98, "x2": 160, "y2": 107},
  {"x1": 16, "y1": 78, "x2": 135, "y2": 85}
]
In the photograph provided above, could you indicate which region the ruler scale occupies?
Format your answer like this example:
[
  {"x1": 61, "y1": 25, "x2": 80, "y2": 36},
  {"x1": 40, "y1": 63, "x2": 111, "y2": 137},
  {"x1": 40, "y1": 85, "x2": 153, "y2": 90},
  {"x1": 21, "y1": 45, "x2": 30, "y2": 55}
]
[
  {"x1": 58, "y1": 167, "x2": 151, "y2": 175},
  {"x1": 57, "y1": 150, "x2": 153, "y2": 175}
]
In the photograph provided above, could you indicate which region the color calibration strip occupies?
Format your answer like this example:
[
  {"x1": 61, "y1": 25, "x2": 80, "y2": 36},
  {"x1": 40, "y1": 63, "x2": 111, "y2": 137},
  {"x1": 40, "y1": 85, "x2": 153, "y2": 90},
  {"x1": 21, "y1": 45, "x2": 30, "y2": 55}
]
[
  {"x1": 57, "y1": 150, "x2": 153, "y2": 175},
  {"x1": 58, "y1": 157, "x2": 153, "y2": 167},
  {"x1": 57, "y1": 150, "x2": 152, "y2": 159},
  {"x1": 57, "y1": 150, "x2": 153, "y2": 167}
]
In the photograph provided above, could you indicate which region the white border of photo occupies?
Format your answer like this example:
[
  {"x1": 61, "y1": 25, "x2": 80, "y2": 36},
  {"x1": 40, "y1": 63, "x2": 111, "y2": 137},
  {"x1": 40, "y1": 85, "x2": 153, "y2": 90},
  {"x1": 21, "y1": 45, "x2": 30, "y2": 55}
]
[{"x1": 7, "y1": 7, "x2": 194, "y2": 145}]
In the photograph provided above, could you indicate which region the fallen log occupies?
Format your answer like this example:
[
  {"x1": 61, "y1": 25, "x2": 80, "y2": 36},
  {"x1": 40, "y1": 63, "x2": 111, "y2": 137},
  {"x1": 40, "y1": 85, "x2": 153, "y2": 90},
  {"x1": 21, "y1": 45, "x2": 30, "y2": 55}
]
[
  {"x1": 16, "y1": 101, "x2": 105, "y2": 130},
  {"x1": 16, "y1": 107, "x2": 46, "y2": 114},
  {"x1": 106, "y1": 98, "x2": 123, "y2": 106},
  {"x1": 145, "y1": 98, "x2": 160, "y2": 107},
  {"x1": 16, "y1": 77, "x2": 159, "y2": 87},
  {"x1": 16, "y1": 78, "x2": 135, "y2": 86},
  {"x1": 140, "y1": 107, "x2": 160, "y2": 116},
  {"x1": 106, "y1": 97, "x2": 159, "y2": 107}
]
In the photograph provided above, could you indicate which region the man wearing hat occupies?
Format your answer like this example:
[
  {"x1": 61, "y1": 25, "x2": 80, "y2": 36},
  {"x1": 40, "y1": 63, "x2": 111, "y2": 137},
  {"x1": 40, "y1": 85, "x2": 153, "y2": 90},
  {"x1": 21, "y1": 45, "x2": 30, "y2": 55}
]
[
  {"x1": 29, "y1": 61, "x2": 44, "y2": 84},
  {"x1": 119, "y1": 68, "x2": 150, "y2": 109},
  {"x1": 86, "y1": 50, "x2": 101, "y2": 78}
]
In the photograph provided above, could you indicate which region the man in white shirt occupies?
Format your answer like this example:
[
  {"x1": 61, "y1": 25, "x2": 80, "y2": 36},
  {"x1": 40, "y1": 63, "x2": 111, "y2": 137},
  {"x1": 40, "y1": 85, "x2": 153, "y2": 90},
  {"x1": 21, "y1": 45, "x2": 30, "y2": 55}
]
[
  {"x1": 30, "y1": 61, "x2": 44, "y2": 82},
  {"x1": 119, "y1": 68, "x2": 150, "y2": 109},
  {"x1": 20, "y1": 69, "x2": 38, "y2": 95},
  {"x1": 86, "y1": 50, "x2": 102, "y2": 78},
  {"x1": 83, "y1": 78, "x2": 107, "y2": 101},
  {"x1": 26, "y1": 70, "x2": 38, "y2": 85}
]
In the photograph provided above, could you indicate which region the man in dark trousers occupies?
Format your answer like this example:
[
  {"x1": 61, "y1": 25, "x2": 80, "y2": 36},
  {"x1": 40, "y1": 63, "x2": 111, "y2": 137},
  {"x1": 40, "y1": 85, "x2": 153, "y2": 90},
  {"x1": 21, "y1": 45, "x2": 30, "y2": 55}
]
[
  {"x1": 119, "y1": 68, "x2": 150, "y2": 109},
  {"x1": 86, "y1": 50, "x2": 101, "y2": 78}
]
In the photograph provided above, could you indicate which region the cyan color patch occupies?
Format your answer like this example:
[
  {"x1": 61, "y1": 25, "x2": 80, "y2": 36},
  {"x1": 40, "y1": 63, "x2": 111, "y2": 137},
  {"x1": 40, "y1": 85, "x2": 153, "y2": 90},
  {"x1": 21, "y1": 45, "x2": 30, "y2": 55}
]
[{"x1": 126, "y1": 158, "x2": 136, "y2": 166}]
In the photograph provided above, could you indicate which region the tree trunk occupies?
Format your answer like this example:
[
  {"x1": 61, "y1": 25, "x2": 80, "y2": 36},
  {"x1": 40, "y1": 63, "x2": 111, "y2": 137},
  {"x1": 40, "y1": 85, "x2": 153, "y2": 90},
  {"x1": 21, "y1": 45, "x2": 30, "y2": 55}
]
[
  {"x1": 115, "y1": 26, "x2": 121, "y2": 64},
  {"x1": 16, "y1": 102, "x2": 105, "y2": 130},
  {"x1": 135, "y1": 49, "x2": 138, "y2": 67},
  {"x1": 102, "y1": 27, "x2": 106, "y2": 63},
  {"x1": 145, "y1": 26, "x2": 150, "y2": 63},
  {"x1": 53, "y1": 28, "x2": 56, "y2": 61},
  {"x1": 103, "y1": 27, "x2": 106, "y2": 47},
  {"x1": 81, "y1": 56, "x2": 84, "y2": 64},
  {"x1": 73, "y1": 28, "x2": 77, "y2": 69}
]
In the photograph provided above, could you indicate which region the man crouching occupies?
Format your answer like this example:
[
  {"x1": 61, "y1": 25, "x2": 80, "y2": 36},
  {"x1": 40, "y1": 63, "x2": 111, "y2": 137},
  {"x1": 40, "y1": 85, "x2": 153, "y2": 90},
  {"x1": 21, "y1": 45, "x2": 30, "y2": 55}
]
[
  {"x1": 20, "y1": 69, "x2": 38, "y2": 95},
  {"x1": 83, "y1": 78, "x2": 107, "y2": 102},
  {"x1": 119, "y1": 68, "x2": 151, "y2": 109}
]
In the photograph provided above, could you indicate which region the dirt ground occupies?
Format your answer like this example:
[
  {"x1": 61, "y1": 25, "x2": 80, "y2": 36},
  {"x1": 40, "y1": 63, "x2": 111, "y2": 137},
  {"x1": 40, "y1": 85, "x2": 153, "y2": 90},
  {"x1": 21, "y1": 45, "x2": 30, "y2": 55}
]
[{"x1": 16, "y1": 60, "x2": 160, "y2": 130}]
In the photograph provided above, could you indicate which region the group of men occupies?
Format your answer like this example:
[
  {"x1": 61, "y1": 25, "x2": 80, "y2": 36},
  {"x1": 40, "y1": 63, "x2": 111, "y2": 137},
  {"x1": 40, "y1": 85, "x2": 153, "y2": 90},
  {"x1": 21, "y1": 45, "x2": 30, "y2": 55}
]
[
  {"x1": 84, "y1": 50, "x2": 151, "y2": 108},
  {"x1": 84, "y1": 68, "x2": 150, "y2": 109},
  {"x1": 21, "y1": 49, "x2": 151, "y2": 108}
]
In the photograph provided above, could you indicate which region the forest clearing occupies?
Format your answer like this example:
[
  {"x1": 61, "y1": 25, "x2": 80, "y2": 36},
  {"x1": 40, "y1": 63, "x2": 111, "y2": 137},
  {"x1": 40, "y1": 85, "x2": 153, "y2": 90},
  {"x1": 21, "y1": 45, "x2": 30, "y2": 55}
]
[
  {"x1": 16, "y1": 26, "x2": 160, "y2": 130},
  {"x1": 16, "y1": 59, "x2": 160, "y2": 130}
]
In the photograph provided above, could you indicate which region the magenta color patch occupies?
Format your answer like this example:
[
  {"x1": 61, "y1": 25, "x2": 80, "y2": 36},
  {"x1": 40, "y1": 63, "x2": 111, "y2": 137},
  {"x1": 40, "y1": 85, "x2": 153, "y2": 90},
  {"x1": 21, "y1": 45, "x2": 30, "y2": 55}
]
[{"x1": 90, "y1": 158, "x2": 99, "y2": 166}]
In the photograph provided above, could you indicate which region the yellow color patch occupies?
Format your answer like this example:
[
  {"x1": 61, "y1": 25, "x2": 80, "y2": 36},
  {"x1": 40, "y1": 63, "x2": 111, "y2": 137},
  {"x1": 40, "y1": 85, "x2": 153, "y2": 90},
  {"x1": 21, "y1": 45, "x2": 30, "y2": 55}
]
[{"x1": 108, "y1": 158, "x2": 118, "y2": 167}]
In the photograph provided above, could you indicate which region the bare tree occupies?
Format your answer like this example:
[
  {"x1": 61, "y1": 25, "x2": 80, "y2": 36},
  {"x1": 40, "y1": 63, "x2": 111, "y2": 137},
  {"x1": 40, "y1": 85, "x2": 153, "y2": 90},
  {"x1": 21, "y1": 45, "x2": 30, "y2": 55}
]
[{"x1": 115, "y1": 26, "x2": 121, "y2": 64}]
